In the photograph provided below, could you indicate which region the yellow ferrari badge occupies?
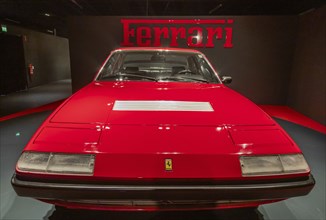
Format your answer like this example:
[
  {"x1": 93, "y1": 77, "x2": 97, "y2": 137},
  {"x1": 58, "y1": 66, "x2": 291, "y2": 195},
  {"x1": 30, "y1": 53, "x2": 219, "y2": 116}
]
[{"x1": 165, "y1": 159, "x2": 173, "y2": 171}]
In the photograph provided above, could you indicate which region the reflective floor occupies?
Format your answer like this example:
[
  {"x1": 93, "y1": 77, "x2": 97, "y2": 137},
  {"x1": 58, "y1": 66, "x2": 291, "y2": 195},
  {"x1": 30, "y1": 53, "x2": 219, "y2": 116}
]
[
  {"x1": 0, "y1": 112, "x2": 325, "y2": 220},
  {"x1": 0, "y1": 79, "x2": 72, "y2": 117}
]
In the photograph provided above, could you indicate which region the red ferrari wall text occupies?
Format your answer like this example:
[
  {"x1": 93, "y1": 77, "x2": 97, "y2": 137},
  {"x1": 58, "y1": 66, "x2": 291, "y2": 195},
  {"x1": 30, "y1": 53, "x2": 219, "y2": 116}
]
[{"x1": 121, "y1": 19, "x2": 233, "y2": 48}]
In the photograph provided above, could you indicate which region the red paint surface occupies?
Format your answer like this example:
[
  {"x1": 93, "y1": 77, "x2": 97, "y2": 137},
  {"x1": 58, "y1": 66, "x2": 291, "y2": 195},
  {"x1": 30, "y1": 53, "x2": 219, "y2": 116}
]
[
  {"x1": 19, "y1": 77, "x2": 306, "y2": 181},
  {"x1": 10, "y1": 48, "x2": 317, "y2": 210},
  {"x1": 51, "y1": 82, "x2": 274, "y2": 125},
  {"x1": 260, "y1": 105, "x2": 326, "y2": 134},
  {"x1": 1, "y1": 99, "x2": 324, "y2": 135}
]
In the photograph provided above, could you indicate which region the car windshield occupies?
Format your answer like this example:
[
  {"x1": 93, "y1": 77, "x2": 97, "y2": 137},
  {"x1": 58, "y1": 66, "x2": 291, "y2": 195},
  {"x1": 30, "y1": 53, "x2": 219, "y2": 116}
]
[{"x1": 96, "y1": 51, "x2": 220, "y2": 83}]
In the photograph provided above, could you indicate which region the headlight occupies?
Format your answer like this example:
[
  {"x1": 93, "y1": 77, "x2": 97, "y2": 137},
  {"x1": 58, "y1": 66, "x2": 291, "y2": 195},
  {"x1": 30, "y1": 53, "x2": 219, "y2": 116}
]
[
  {"x1": 17, "y1": 152, "x2": 95, "y2": 175},
  {"x1": 240, "y1": 154, "x2": 309, "y2": 176}
]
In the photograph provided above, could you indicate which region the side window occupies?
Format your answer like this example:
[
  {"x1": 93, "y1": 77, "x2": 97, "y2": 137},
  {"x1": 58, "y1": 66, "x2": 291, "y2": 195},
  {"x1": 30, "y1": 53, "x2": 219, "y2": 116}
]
[
  {"x1": 98, "y1": 53, "x2": 120, "y2": 79},
  {"x1": 187, "y1": 56, "x2": 200, "y2": 75},
  {"x1": 195, "y1": 55, "x2": 218, "y2": 83}
]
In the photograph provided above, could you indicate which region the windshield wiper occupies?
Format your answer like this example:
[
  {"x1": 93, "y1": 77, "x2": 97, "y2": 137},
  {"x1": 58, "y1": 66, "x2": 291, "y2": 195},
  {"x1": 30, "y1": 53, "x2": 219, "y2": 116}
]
[
  {"x1": 101, "y1": 73, "x2": 157, "y2": 82},
  {"x1": 159, "y1": 76, "x2": 209, "y2": 83},
  {"x1": 179, "y1": 76, "x2": 209, "y2": 83}
]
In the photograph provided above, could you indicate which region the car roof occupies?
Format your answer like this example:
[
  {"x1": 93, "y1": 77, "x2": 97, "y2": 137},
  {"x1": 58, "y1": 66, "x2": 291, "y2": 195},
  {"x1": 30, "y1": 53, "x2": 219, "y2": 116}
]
[{"x1": 113, "y1": 47, "x2": 203, "y2": 54}]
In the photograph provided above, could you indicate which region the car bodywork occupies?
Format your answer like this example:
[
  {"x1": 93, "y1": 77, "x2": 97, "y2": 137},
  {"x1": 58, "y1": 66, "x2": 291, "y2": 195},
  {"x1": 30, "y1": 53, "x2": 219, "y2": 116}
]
[{"x1": 12, "y1": 47, "x2": 314, "y2": 211}]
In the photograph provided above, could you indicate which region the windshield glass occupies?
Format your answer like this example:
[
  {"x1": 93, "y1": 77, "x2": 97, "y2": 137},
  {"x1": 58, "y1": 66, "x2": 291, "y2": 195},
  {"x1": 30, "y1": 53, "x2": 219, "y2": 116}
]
[{"x1": 96, "y1": 51, "x2": 220, "y2": 83}]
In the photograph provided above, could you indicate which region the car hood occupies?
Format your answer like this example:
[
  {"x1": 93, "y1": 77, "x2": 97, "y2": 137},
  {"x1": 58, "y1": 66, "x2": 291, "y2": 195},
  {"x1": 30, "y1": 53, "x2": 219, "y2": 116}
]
[
  {"x1": 51, "y1": 81, "x2": 274, "y2": 126},
  {"x1": 31, "y1": 82, "x2": 301, "y2": 179}
]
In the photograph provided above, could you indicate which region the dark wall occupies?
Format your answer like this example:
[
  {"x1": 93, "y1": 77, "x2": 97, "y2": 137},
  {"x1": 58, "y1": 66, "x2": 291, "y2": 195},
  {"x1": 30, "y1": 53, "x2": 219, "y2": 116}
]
[
  {"x1": 0, "y1": 34, "x2": 27, "y2": 94},
  {"x1": 1, "y1": 24, "x2": 71, "y2": 88},
  {"x1": 287, "y1": 6, "x2": 326, "y2": 125},
  {"x1": 68, "y1": 16, "x2": 297, "y2": 104},
  {"x1": 68, "y1": 17, "x2": 123, "y2": 92},
  {"x1": 202, "y1": 16, "x2": 297, "y2": 105}
]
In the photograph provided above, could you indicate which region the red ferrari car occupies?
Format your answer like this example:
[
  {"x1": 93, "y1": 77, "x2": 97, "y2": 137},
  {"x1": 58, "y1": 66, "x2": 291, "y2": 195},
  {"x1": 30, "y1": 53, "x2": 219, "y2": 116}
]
[{"x1": 12, "y1": 47, "x2": 314, "y2": 211}]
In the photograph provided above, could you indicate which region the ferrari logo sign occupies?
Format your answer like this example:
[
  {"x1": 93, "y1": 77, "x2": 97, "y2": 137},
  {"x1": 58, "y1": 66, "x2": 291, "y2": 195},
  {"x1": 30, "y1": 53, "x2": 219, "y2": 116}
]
[
  {"x1": 165, "y1": 159, "x2": 173, "y2": 171},
  {"x1": 121, "y1": 19, "x2": 233, "y2": 48}
]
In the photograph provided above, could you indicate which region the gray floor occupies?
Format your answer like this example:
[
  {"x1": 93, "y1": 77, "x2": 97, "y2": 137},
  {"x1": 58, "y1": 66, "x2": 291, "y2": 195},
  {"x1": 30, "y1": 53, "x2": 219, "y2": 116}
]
[
  {"x1": 0, "y1": 79, "x2": 72, "y2": 117},
  {"x1": 0, "y1": 111, "x2": 325, "y2": 220}
]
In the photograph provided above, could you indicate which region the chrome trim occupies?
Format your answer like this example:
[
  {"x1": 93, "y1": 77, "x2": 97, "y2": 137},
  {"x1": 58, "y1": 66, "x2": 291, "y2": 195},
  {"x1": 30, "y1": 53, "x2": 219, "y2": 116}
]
[
  {"x1": 12, "y1": 175, "x2": 314, "y2": 191},
  {"x1": 12, "y1": 174, "x2": 315, "y2": 202},
  {"x1": 112, "y1": 101, "x2": 214, "y2": 112}
]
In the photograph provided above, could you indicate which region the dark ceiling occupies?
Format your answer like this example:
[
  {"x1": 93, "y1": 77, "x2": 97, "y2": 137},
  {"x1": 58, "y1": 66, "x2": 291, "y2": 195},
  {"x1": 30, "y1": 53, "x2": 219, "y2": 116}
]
[{"x1": 0, "y1": 0, "x2": 325, "y2": 37}]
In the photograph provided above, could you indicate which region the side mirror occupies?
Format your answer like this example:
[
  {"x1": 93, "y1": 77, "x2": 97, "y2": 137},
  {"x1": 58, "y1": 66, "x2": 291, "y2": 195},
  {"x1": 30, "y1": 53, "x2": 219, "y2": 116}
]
[{"x1": 221, "y1": 76, "x2": 232, "y2": 84}]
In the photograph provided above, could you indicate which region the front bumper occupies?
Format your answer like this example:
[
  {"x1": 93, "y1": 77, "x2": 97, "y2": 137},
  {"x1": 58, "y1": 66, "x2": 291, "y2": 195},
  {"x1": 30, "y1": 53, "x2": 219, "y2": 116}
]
[{"x1": 12, "y1": 174, "x2": 315, "y2": 202}]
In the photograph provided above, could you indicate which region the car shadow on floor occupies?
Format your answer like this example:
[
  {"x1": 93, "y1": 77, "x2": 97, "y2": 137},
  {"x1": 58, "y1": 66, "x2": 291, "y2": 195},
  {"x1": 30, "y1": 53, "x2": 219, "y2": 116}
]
[{"x1": 45, "y1": 206, "x2": 264, "y2": 220}]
